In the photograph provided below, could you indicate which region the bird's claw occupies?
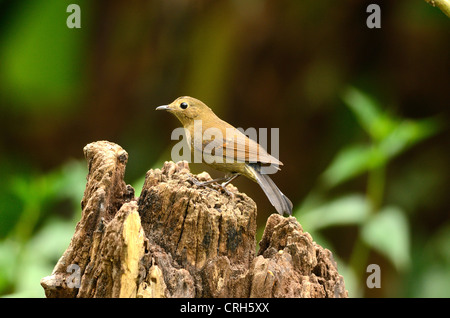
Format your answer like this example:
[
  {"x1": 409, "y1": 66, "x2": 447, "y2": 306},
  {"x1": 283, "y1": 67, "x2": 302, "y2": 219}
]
[
  {"x1": 188, "y1": 176, "x2": 204, "y2": 187},
  {"x1": 220, "y1": 183, "x2": 235, "y2": 199},
  {"x1": 188, "y1": 176, "x2": 234, "y2": 198}
]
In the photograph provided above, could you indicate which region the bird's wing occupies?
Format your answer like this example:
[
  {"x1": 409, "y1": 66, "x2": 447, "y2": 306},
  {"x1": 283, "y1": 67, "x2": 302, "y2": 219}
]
[{"x1": 194, "y1": 127, "x2": 282, "y2": 166}]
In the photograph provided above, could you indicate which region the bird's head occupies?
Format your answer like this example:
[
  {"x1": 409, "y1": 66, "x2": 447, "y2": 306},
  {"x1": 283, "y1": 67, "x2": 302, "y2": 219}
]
[{"x1": 156, "y1": 96, "x2": 213, "y2": 127}]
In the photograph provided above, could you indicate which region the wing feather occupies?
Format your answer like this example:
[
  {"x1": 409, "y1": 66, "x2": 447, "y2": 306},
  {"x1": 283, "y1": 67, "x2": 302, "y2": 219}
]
[{"x1": 194, "y1": 127, "x2": 282, "y2": 167}]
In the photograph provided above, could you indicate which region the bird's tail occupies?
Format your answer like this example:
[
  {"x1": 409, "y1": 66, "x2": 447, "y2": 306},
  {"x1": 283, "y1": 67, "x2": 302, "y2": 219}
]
[{"x1": 247, "y1": 164, "x2": 293, "y2": 216}]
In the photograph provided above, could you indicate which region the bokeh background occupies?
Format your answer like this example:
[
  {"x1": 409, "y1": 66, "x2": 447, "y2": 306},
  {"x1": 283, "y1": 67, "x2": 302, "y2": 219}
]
[{"x1": 0, "y1": 0, "x2": 449, "y2": 297}]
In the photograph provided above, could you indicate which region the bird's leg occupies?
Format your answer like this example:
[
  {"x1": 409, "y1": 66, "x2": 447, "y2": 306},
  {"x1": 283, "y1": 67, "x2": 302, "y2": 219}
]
[
  {"x1": 221, "y1": 173, "x2": 240, "y2": 188},
  {"x1": 188, "y1": 175, "x2": 231, "y2": 187},
  {"x1": 219, "y1": 173, "x2": 241, "y2": 198},
  {"x1": 188, "y1": 173, "x2": 240, "y2": 197}
]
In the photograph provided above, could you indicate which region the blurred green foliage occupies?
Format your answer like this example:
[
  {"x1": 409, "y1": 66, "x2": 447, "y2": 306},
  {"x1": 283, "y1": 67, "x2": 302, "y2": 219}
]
[
  {"x1": 0, "y1": 0, "x2": 449, "y2": 298},
  {"x1": 0, "y1": 160, "x2": 85, "y2": 297},
  {"x1": 295, "y1": 88, "x2": 444, "y2": 296},
  {"x1": 0, "y1": 0, "x2": 87, "y2": 113}
]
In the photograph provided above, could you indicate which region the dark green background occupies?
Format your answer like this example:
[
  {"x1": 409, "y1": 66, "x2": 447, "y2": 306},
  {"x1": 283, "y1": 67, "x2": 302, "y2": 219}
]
[{"x1": 0, "y1": 0, "x2": 449, "y2": 297}]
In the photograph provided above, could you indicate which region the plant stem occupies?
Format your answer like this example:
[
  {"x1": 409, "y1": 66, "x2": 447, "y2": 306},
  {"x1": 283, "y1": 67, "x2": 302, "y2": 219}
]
[
  {"x1": 348, "y1": 235, "x2": 371, "y2": 296},
  {"x1": 350, "y1": 161, "x2": 386, "y2": 295},
  {"x1": 367, "y1": 164, "x2": 385, "y2": 212}
]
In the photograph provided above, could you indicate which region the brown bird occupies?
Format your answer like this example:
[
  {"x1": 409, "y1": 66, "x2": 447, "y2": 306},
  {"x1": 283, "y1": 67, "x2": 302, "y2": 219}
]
[{"x1": 156, "y1": 96, "x2": 293, "y2": 215}]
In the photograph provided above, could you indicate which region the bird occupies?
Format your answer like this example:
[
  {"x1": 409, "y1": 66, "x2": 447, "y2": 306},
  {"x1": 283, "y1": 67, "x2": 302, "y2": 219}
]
[{"x1": 156, "y1": 96, "x2": 293, "y2": 216}]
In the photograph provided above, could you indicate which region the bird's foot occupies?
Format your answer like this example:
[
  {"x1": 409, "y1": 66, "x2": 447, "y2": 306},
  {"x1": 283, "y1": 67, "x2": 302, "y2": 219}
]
[
  {"x1": 188, "y1": 175, "x2": 206, "y2": 187},
  {"x1": 219, "y1": 182, "x2": 235, "y2": 199},
  {"x1": 188, "y1": 176, "x2": 234, "y2": 198},
  {"x1": 187, "y1": 176, "x2": 216, "y2": 191}
]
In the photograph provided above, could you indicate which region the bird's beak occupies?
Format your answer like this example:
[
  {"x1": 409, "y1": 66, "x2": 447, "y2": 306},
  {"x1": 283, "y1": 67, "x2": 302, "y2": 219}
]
[{"x1": 155, "y1": 105, "x2": 170, "y2": 111}]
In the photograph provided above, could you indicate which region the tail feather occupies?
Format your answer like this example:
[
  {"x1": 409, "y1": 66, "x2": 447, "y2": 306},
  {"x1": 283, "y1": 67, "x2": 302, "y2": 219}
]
[{"x1": 248, "y1": 164, "x2": 293, "y2": 216}]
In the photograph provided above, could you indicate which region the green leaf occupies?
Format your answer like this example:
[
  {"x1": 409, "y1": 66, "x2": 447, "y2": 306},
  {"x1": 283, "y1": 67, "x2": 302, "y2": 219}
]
[
  {"x1": 320, "y1": 145, "x2": 373, "y2": 188},
  {"x1": 361, "y1": 206, "x2": 410, "y2": 271},
  {"x1": 297, "y1": 194, "x2": 371, "y2": 232},
  {"x1": 5, "y1": 218, "x2": 77, "y2": 298},
  {"x1": 341, "y1": 87, "x2": 395, "y2": 141},
  {"x1": 413, "y1": 266, "x2": 450, "y2": 298},
  {"x1": 52, "y1": 160, "x2": 87, "y2": 206},
  {"x1": 0, "y1": 240, "x2": 19, "y2": 294},
  {"x1": 379, "y1": 118, "x2": 440, "y2": 158},
  {"x1": 320, "y1": 117, "x2": 440, "y2": 189},
  {"x1": 341, "y1": 87, "x2": 381, "y2": 132}
]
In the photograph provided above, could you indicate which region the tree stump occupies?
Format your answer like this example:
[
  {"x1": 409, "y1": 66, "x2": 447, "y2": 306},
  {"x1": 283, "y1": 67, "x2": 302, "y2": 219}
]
[{"x1": 40, "y1": 141, "x2": 348, "y2": 298}]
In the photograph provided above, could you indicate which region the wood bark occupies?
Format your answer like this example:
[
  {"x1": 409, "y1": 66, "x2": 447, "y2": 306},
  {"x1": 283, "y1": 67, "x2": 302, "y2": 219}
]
[{"x1": 40, "y1": 141, "x2": 348, "y2": 298}]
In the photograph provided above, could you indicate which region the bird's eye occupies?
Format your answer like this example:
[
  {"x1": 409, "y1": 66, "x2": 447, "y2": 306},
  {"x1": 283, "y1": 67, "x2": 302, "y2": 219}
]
[{"x1": 180, "y1": 102, "x2": 188, "y2": 109}]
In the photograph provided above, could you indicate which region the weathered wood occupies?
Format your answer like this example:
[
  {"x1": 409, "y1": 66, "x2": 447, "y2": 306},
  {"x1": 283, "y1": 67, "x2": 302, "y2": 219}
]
[{"x1": 40, "y1": 141, "x2": 348, "y2": 298}]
